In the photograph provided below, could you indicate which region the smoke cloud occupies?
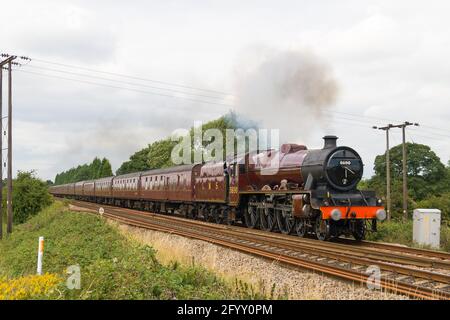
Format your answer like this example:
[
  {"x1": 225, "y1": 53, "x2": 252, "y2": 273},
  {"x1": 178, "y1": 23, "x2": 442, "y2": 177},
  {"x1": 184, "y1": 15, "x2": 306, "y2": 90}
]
[{"x1": 233, "y1": 47, "x2": 339, "y2": 143}]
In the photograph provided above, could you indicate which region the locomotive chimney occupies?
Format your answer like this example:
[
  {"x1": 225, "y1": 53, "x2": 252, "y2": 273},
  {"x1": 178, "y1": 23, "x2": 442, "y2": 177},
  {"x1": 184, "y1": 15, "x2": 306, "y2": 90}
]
[{"x1": 323, "y1": 135, "x2": 338, "y2": 149}]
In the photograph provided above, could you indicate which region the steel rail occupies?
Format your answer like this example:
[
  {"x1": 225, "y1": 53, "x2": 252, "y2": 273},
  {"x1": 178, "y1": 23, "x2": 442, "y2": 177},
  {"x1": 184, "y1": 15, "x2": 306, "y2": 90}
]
[
  {"x1": 83, "y1": 203, "x2": 450, "y2": 284},
  {"x1": 95, "y1": 210, "x2": 449, "y2": 299},
  {"x1": 70, "y1": 199, "x2": 450, "y2": 270},
  {"x1": 67, "y1": 199, "x2": 450, "y2": 300},
  {"x1": 336, "y1": 238, "x2": 450, "y2": 261}
]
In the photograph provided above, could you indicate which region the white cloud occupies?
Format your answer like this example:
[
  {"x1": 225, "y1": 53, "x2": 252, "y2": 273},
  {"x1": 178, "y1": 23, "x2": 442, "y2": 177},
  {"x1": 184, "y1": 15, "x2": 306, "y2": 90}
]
[{"x1": 0, "y1": 0, "x2": 448, "y2": 180}]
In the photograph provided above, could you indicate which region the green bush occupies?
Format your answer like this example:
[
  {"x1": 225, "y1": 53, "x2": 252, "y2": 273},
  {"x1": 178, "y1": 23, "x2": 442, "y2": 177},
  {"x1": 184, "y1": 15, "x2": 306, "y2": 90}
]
[
  {"x1": 367, "y1": 220, "x2": 413, "y2": 245},
  {"x1": 2, "y1": 171, "x2": 53, "y2": 225},
  {"x1": 367, "y1": 220, "x2": 450, "y2": 252},
  {"x1": 416, "y1": 193, "x2": 450, "y2": 225}
]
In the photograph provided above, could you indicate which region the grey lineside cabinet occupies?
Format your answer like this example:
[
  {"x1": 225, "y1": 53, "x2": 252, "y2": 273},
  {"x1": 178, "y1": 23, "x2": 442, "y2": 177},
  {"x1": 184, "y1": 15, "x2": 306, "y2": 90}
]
[{"x1": 413, "y1": 209, "x2": 441, "y2": 249}]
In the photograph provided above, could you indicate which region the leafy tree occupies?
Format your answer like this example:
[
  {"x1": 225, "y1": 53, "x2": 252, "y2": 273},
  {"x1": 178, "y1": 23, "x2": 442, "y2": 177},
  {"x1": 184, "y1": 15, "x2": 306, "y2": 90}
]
[
  {"x1": 2, "y1": 171, "x2": 53, "y2": 224},
  {"x1": 373, "y1": 143, "x2": 447, "y2": 200},
  {"x1": 99, "y1": 158, "x2": 113, "y2": 178},
  {"x1": 91, "y1": 157, "x2": 102, "y2": 178},
  {"x1": 148, "y1": 139, "x2": 178, "y2": 169},
  {"x1": 367, "y1": 143, "x2": 449, "y2": 219},
  {"x1": 116, "y1": 147, "x2": 153, "y2": 175}
]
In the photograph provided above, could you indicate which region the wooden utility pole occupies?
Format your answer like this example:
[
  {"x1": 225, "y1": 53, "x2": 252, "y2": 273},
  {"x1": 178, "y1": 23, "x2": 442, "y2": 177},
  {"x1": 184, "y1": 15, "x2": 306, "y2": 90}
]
[
  {"x1": 375, "y1": 121, "x2": 419, "y2": 221},
  {"x1": 7, "y1": 60, "x2": 12, "y2": 234},
  {"x1": 0, "y1": 66, "x2": 2, "y2": 239},
  {"x1": 385, "y1": 129, "x2": 391, "y2": 220},
  {"x1": 401, "y1": 124, "x2": 407, "y2": 221},
  {"x1": 373, "y1": 124, "x2": 393, "y2": 220},
  {"x1": 392, "y1": 122, "x2": 418, "y2": 221},
  {"x1": 0, "y1": 55, "x2": 16, "y2": 236}
]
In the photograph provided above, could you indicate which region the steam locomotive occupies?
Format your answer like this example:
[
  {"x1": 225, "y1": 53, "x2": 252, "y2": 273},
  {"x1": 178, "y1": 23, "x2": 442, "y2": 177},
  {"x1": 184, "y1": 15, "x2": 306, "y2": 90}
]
[{"x1": 49, "y1": 135, "x2": 386, "y2": 241}]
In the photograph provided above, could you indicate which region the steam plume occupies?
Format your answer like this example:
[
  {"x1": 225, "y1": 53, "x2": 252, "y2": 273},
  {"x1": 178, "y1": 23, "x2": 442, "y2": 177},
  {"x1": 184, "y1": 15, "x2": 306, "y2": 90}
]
[{"x1": 233, "y1": 47, "x2": 339, "y2": 143}]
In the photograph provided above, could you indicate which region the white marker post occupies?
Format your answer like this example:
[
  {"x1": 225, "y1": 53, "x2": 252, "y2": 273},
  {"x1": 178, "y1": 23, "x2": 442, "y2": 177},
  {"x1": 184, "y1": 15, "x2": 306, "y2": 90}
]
[
  {"x1": 99, "y1": 207, "x2": 104, "y2": 217},
  {"x1": 37, "y1": 236, "x2": 44, "y2": 275}
]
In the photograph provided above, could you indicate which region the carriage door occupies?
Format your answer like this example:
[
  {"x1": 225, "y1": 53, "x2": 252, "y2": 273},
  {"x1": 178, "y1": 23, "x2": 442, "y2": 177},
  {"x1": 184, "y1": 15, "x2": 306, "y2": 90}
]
[{"x1": 228, "y1": 162, "x2": 239, "y2": 206}]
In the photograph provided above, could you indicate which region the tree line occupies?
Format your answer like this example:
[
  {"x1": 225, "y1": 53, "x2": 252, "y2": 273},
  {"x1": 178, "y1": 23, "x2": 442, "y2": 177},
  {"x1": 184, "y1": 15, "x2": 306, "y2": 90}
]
[{"x1": 54, "y1": 157, "x2": 113, "y2": 185}]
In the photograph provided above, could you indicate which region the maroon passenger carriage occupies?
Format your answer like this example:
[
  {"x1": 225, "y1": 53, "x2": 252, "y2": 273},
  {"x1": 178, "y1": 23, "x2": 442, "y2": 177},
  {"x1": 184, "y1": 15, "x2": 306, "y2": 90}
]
[{"x1": 49, "y1": 136, "x2": 386, "y2": 241}]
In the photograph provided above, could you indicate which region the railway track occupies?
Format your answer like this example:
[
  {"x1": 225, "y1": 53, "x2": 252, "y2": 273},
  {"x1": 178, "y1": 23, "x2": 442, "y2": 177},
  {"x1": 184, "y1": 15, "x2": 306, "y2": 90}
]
[
  {"x1": 65, "y1": 198, "x2": 450, "y2": 300},
  {"x1": 336, "y1": 238, "x2": 450, "y2": 262}
]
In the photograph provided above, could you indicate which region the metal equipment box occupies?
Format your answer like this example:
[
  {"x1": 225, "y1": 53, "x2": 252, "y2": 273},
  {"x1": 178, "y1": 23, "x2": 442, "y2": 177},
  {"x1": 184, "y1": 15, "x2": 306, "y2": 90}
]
[{"x1": 413, "y1": 209, "x2": 441, "y2": 249}]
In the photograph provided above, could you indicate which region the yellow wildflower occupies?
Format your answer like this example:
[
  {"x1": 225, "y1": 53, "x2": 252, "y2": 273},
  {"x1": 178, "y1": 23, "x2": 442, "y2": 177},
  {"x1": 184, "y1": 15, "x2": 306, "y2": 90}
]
[{"x1": 0, "y1": 273, "x2": 61, "y2": 300}]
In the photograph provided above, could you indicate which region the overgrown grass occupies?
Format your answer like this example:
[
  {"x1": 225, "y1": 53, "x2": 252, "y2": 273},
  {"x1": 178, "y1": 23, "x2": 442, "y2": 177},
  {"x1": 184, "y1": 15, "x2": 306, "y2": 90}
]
[
  {"x1": 0, "y1": 201, "x2": 261, "y2": 299},
  {"x1": 366, "y1": 220, "x2": 450, "y2": 252}
]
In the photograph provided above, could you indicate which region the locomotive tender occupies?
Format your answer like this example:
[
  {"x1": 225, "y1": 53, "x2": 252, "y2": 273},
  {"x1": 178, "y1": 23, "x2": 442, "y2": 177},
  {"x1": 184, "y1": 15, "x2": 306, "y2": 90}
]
[{"x1": 49, "y1": 136, "x2": 386, "y2": 241}]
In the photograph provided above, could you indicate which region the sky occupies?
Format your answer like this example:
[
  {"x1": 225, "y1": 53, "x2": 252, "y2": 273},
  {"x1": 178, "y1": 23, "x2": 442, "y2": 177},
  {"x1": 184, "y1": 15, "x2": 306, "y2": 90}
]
[{"x1": 0, "y1": 0, "x2": 449, "y2": 181}]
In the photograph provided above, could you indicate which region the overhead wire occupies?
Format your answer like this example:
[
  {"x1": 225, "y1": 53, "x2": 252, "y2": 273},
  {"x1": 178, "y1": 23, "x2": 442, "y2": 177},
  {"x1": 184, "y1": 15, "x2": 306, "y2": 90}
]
[
  {"x1": 6, "y1": 54, "x2": 450, "y2": 138},
  {"x1": 14, "y1": 68, "x2": 235, "y2": 109},
  {"x1": 24, "y1": 64, "x2": 234, "y2": 102},
  {"x1": 31, "y1": 57, "x2": 232, "y2": 96}
]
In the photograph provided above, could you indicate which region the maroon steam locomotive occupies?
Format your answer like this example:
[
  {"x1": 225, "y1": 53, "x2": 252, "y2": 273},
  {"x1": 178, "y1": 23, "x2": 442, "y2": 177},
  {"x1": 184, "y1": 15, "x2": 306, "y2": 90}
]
[{"x1": 49, "y1": 136, "x2": 386, "y2": 241}]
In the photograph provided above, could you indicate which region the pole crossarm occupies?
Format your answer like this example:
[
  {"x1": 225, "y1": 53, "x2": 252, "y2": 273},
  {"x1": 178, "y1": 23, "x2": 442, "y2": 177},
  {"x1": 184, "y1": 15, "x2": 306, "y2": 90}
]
[{"x1": 0, "y1": 56, "x2": 16, "y2": 67}]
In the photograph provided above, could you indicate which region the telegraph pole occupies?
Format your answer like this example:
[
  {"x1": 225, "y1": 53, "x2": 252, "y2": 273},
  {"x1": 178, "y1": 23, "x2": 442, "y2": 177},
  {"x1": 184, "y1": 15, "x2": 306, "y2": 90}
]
[
  {"x1": 0, "y1": 65, "x2": 2, "y2": 239},
  {"x1": 0, "y1": 55, "x2": 16, "y2": 236},
  {"x1": 373, "y1": 124, "x2": 393, "y2": 220},
  {"x1": 393, "y1": 121, "x2": 419, "y2": 221},
  {"x1": 401, "y1": 125, "x2": 407, "y2": 221},
  {"x1": 7, "y1": 60, "x2": 13, "y2": 233},
  {"x1": 375, "y1": 121, "x2": 419, "y2": 221}
]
